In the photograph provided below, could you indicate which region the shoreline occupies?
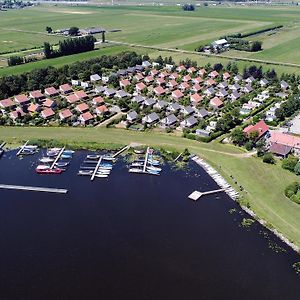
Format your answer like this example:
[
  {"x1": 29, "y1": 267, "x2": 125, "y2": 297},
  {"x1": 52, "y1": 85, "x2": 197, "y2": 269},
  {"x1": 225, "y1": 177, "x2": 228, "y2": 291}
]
[{"x1": 192, "y1": 155, "x2": 300, "y2": 254}]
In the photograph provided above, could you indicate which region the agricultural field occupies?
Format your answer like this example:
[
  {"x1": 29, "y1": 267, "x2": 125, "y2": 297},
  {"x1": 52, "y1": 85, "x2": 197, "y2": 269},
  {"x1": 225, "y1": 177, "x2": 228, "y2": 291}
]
[{"x1": 1, "y1": 4, "x2": 300, "y2": 71}]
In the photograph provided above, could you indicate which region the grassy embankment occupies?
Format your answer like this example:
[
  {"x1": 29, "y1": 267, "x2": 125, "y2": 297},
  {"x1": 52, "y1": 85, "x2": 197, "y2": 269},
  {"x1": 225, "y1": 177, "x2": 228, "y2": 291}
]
[{"x1": 1, "y1": 126, "x2": 300, "y2": 251}]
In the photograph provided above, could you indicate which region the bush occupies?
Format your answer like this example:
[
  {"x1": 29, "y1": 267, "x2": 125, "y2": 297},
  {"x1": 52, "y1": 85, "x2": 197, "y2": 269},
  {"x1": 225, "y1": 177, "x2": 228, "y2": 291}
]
[
  {"x1": 282, "y1": 155, "x2": 298, "y2": 172},
  {"x1": 263, "y1": 152, "x2": 275, "y2": 164},
  {"x1": 285, "y1": 182, "x2": 300, "y2": 204}
]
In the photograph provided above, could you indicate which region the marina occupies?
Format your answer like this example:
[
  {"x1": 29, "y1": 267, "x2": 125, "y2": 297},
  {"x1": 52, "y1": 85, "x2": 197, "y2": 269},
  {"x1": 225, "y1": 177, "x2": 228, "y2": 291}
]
[{"x1": 16, "y1": 141, "x2": 38, "y2": 156}]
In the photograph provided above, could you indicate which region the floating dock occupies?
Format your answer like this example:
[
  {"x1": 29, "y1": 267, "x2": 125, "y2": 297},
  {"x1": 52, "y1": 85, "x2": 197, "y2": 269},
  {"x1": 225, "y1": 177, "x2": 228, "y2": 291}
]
[
  {"x1": 91, "y1": 156, "x2": 103, "y2": 181},
  {"x1": 50, "y1": 147, "x2": 65, "y2": 169},
  {"x1": 0, "y1": 184, "x2": 68, "y2": 194},
  {"x1": 188, "y1": 188, "x2": 225, "y2": 201},
  {"x1": 16, "y1": 140, "x2": 29, "y2": 156}
]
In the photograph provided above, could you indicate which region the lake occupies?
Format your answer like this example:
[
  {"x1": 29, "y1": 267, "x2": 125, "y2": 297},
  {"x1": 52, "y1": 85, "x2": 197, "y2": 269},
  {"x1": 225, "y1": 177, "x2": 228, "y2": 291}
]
[{"x1": 0, "y1": 150, "x2": 299, "y2": 300}]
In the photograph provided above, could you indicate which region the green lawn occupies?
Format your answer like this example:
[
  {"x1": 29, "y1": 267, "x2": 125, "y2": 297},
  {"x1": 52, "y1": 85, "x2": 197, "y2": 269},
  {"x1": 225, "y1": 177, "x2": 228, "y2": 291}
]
[{"x1": 1, "y1": 126, "x2": 300, "y2": 251}]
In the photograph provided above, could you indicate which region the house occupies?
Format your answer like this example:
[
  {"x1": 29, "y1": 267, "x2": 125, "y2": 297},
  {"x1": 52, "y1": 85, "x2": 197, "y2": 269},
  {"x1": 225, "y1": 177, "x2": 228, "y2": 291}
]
[
  {"x1": 74, "y1": 90, "x2": 88, "y2": 100},
  {"x1": 144, "y1": 76, "x2": 154, "y2": 84},
  {"x1": 0, "y1": 98, "x2": 15, "y2": 110},
  {"x1": 216, "y1": 89, "x2": 228, "y2": 98},
  {"x1": 182, "y1": 74, "x2": 192, "y2": 82},
  {"x1": 116, "y1": 90, "x2": 129, "y2": 99},
  {"x1": 198, "y1": 68, "x2": 206, "y2": 77},
  {"x1": 41, "y1": 108, "x2": 55, "y2": 119},
  {"x1": 28, "y1": 103, "x2": 41, "y2": 114},
  {"x1": 223, "y1": 72, "x2": 231, "y2": 81},
  {"x1": 181, "y1": 106, "x2": 194, "y2": 116},
  {"x1": 159, "y1": 71, "x2": 169, "y2": 78},
  {"x1": 234, "y1": 74, "x2": 242, "y2": 82},
  {"x1": 190, "y1": 93, "x2": 202, "y2": 105},
  {"x1": 66, "y1": 94, "x2": 80, "y2": 104},
  {"x1": 243, "y1": 84, "x2": 253, "y2": 94},
  {"x1": 143, "y1": 98, "x2": 156, "y2": 107},
  {"x1": 160, "y1": 114, "x2": 178, "y2": 128},
  {"x1": 243, "y1": 120, "x2": 269, "y2": 140},
  {"x1": 245, "y1": 76, "x2": 255, "y2": 84},
  {"x1": 205, "y1": 79, "x2": 216, "y2": 87},
  {"x1": 172, "y1": 89, "x2": 184, "y2": 100},
  {"x1": 267, "y1": 131, "x2": 300, "y2": 156},
  {"x1": 230, "y1": 91, "x2": 241, "y2": 102},
  {"x1": 187, "y1": 66, "x2": 196, "y2": 74},
  {"x1": 210, "y1": 97, "x2": 223, "y2": 109},
  {"x1": 196, "y1": 128, "x2": 211, "y2": 137},
  {"x1": 230, "y1": 83, "x2": 241, "y2": 91},
  {"x1": 269, "y1": 143, "x2": 292, "y2": 158},
  {"x1": 90, "y1": 74, "x2": 101, "y2": 82},
  {"x1": 280, "y1": 80, "x2": 289, "y2": 90},
  {"x1": 59, "y1": 109, "x2": 73, "y2": 121},
  {"x1": 167, "y1": 80, "x2": 178, "y2": 90},
  {"x1": 150, "y1": 69, "x2": 159, "y2": 77},
  {"x1": 142, "y1": 112, "x2": 159, "y2": 125},
  {"x1": 132, "y1": 95, "x2": 145, "y2": 104},
  {"x1": 168, "y1": 102, "x2": 181, "y2": 113},
  {"x1": 197, "y1": 108, "x2": 209, "y2": 119},
  {"x1": 260, "y1": 78, "x2": 269, "y2": 87},
  {"x1": 204, "y1": 87, "x2": 215, "y2": 97},
  {"x1": 154, "y1": 86, "x2": 166, "y2": 96},
  {"x1": 45, "y1": 87, "x2": 59, "y2": 98},
  {"x1": 191, "y1": 84, "x2": 201, "y2": 93},
  {"x1": 29, "y1": 90, "x2": 44, "y2": 101},
  {"x1": 212, "y1": 39, "x2": 229, "y2": 51},
  {"x1": 71, "y1": 79, "x2": 81, "y2": 86},
  {"x1": 136, "y1": 82, "x2": 147, "y2": 93},
  {"x1": 176, "y1": 65, "x2": 186, "y2": 72},
  {"x1": 117, "y1": 69, "x2": 127, "y2": 77},
  {"x1": 79, "y1": 112, "x2": 94, "y2": 125},
  {"x1": 59, "y1": 83, "x2": 72, "y2": 94},
  {"x1": 218, "y1": 81, "x2": 228, "y2": 89},
  {"x1": 95, "y1": 105, "x2": 109, "y2": 115},
  {"x1": 142, "y1": 61, "x2": 151, "y2": 68},
  {"x1": 209, "y1": 70, "x2": 219, "y2": 79},
  {"x1": 156, "y1": 78, "x2": 165, "y2": 86},
  {"x1": 76, "y1": 103, "x2": 89, "y2": 113},
  {"x1": 169, "y1": 73, "x2": 179, "y2": 80},
  {"x1": 180, "y1": 116, "x2": 198, "y2": 128},
  {"x1": 95, "y1": 86, "x2": 106, "y2": 94},
  {"x1": 134, "y1": 73, "x2": 144, "y2": 81},
  {"x1": 135, "y1": 65, "x2": 144, "y2": 72},
  {"x1": 92, "y1": 96, "x2": 105, "y2": 106},
  {"x1": 127, "y1": 66, "x2": 136, "y2": 74},
  {"x1": 104, "y1": 88, "x2": 116, "y2": 98},
  {"x1": 14, "y1": 94, "x2": 30, "y2": 106},
  {"x1": 127, "y1": 111, "x2": 138, "y2": 123},
  {"x1": 120, "y1": 79, "x2": 131, "y2": 89},
  {"x1": 192, "y1": 77, "x2": 203, "y2": 84},
  {"x1": 81, "y1": 82, "x2": 90, "y2": 90},
  {"x1": 154, "y1": 100, "x2": 168, "y2": 110},
  {"x1": 10, "y1": 108, "x2": 26, "y2": 121},
  {"x1": 179, "y1": 82, "x2": 190, "y2": 91}
]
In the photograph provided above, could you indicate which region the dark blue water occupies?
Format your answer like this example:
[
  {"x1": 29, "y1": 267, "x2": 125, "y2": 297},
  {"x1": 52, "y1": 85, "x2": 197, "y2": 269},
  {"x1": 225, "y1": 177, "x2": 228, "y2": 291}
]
[{"x1": 0, "y1": 150, "x2": 299, "y2": 300}]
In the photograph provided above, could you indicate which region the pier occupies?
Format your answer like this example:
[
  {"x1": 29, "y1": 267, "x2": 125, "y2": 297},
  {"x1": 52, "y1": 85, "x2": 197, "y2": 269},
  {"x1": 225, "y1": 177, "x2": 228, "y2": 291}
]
[
  {"x1": 16, "y1": 140, "x2": 29, "y2": 156},
  {"x1": 174, "y1": 152, "x2": 183, "y2": 162},
  {"x1": 91, "y1": 156, "x2": 103, "y2": 181},
  {"x1": 0, "y1": 184, "x2": 68, "y2": 194},
  {"x1": 112, "y1": 145, "x2": 130, "y2": 158},
  {"x1": 142, "y1": 147, "x2": 150, "y2": 173},
  {"x1": 50, "y1": 147, "x2": 65, "y2": 169},
  {"x1": 0, "y1": 142, "x2": 6, "y2": 149},
  {"x1": 188, "y1": 189, "x2": 225, "y2": 201}
]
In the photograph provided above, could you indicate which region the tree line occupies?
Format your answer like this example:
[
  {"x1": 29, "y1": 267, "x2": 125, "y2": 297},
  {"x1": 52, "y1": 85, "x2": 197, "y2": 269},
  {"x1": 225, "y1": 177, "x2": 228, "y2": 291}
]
[
  {"x1": 44, "y1": 35, "x2": 96, "y2": 59},
  {"x1": 0, "y1": 51, "x2": 144, "y2": 99}
]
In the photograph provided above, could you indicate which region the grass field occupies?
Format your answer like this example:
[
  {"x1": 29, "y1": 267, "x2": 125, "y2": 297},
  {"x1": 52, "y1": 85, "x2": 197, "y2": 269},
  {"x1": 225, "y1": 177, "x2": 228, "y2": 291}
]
[
  {"x1": 1, "y1": 4, "x2": 300, "y2": 63},
  {"x1": 1, "y1": 126, "x2": 300, "y2": 251}
]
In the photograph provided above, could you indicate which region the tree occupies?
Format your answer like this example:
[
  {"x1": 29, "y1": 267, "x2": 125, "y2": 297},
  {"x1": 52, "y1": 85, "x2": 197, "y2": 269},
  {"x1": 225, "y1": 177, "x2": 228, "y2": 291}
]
[
  {"x1": 231, "y1": 127, "x2": 246, "y2": 146},
  {"x1": 294, "y1": 162, "x2": 300, "y2": 175},
  {"x1": 43, "y1": 42, "x2": 52, "y2": 59},
  {"x1": 45, "y1": 26, "x2": 52, "y2": 34},
  {"x1": 68, "y1": 27, "x2": 79, "y2": 36},
  {"x1": 263, "y1": 152, "x2": 275, "y2": 164},
  {"x1": 7, "y1": 55, "x2": 23, "y2": 66},
  {"x1": 282, "y1": 155, "x2": 298, "y2": 172},
  {"x1": 182, "y1": 4, "x2": 195, "y2": 11},
  {"x1": 251, "y1": 41, "x2": 262, "y2": 52},
  {"x1": 213, "y1": 63, "x2": 223, "y2": 72}
]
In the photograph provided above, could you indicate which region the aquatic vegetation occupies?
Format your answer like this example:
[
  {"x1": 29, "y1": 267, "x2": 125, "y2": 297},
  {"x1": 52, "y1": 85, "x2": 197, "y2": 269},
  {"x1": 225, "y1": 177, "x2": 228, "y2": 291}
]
[
  {"x1": 229, "y1": 208, "x2": 237, "y2": 214},
  {"x1": 292, "y1": 262, "x2": 300, "y2": 275},
  {"x1": 241, "y1": 218, "x2": 255, "y2": 227}
]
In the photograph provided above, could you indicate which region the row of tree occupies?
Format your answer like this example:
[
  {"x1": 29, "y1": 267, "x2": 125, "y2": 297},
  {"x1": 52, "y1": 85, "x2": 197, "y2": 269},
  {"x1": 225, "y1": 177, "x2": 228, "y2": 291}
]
[
  {"x1": 0, "y1": 51, "x2": 144, "y2": 99},
  {"x1": 44, "y1": 35, "x2": 96, "y2": 59}
]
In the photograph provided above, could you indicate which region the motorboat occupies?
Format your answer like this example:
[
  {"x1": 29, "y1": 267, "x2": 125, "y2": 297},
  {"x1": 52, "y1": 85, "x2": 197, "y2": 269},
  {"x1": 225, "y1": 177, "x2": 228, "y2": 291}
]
[
  {"x1": 86, "y1": 154, "x2": 100, "y2": 160},
  {"x1": 146, "y1": 165, "x2": 161, "y2": 172},
  {"x1": 55, "y1": 162, "x2": 69, "y2": 167},
  {"x1": 78, "y1": 170, "x2": 93, "y2": 176},
  {"x1": 39, "y1": 157, "x2": 54, "y2": 163},
  {"x1": 36, "y1": 167, "x2": 62, "y2": 174},
  {"x1": 94, "y1": 174, "x2": 108, "y2": 178}
]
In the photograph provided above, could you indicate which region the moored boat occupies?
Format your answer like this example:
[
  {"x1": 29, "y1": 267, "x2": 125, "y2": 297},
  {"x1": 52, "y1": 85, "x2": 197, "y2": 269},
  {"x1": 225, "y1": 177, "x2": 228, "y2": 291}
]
[
  {"x1": 39, "y1": 157, "x2": 55, "y2": 163},
  {"x1": 36, "y1": 167, "x2": 62, "y2": 174},
  {"x1": 86, "y1": 154, "x2": 100, "y2": 160}
]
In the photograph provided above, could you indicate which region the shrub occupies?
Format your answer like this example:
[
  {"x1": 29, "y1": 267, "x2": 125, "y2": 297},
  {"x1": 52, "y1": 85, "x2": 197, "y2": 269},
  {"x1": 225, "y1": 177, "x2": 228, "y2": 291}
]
[
  {"x1": 263, "y1": 152, "x2": 275, "y2": 164},
  {"x1": 282, "y1": 155, "x2": 298, "y2": 172},
  {"x1": 285, "y1": 182, "x2": 300, "y2": 204}
]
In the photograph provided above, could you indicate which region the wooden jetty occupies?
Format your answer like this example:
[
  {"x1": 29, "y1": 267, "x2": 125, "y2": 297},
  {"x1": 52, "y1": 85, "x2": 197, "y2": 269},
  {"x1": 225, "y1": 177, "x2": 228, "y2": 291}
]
[
  {"x1": 188, "y1": 188, "x2": 225, "y2": 201},
  {"x1": 16, "y1": 140, "x2": 29, "y2": 156},
  {"x1": 142, "y1": 147, "x2": 150, "y2": 173},
  {"x1": 91, "y1": 156, "x2": 103, "y2": 181},
  {"x1": 0, "y1": 184, "x2": 68, "y2": 194},
  {"x1": 112, "y1": 145, "x2": 130, "y2": 158},
  {"x1": 174, "y1": 152, "x2": 183, "y2": 162},
  {"x1": 50, "y1": 147, "x2": 65, "y2": 169}
]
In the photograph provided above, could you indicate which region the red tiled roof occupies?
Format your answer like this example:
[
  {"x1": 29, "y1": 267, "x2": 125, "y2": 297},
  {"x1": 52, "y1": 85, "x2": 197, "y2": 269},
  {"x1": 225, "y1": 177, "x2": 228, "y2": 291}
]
[
  {"x1": 74, "y1": 90, "x2": 88, "y2": 99},
  {"x1": 14, "y1": 94, "x2": 29, "y2": 104},
  {"x1": 67, "y1": 94, "x2": 79, "y2": 104},
  {"x1": 76, "y1": 103, "x2": 89, "y2": 113},
  {"x1": 183, "y1": 75, "x2": 191, "y2": 82},
  {"x1": 43, "y1": 98, "x2": 55, "y2": 108},
  {"x1": 172, "y1": 89, "x2": 184, "y2": 99},
  {"x1": 120, "y1": 79, "x2": 130, "y2": 87},
  {"x1": 92, "y1": 96, "x2": 104, "y2": 105},
  {"x1": 190, "y1": 93, "x2": 202, "y2": 103},
  {"x1": 96, "y1": 105, "x2": 109, "y2": 114},
  {"x1": 45, "y1": 87, "x2": 58, "y2": 96},
  {"x1": 154, "y1": 86, "x2": 165, "y2": 95},
  {"x1": 0, "y1": 98, "x2": 15, "y2": 108},
  {"x1": 136, "y1": 82, "x2": 147, "y2": 91},
  {"x1": 268, "y1": 131, "x2": 300, "y2": 149},
  {"x1": 59, "y1": 109, "x2": 73, "y2": 120},
  {"x1": 28, "y1": 103, "x2": 40, "y2": 113},
  {"x1": 243, "y1": 120, "x2": 269, "y2": 139},
  {"x1": 60, "y1": 83, "x2": 72, "y2": 93},
  {"x1": 80, "y1": 111, "x2": 94, "y2": 121},
  {"x1": 30, "y1": 90, "x2": 44, "y2": 99},
  {"x1": 210, "y1": 97, "x2": 223, "y2": 108}
]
